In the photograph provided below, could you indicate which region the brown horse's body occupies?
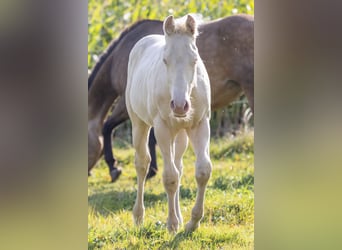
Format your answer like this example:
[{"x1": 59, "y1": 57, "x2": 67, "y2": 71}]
[
  {"x1": 88, "y1": 15, "x2": 254, "y2": 180},
  {"x1": 88, "y1": 20, "x2": 163, "y2": 175}
]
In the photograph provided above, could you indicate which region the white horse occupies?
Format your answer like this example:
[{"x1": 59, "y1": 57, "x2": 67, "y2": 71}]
[{"x1": 126, "y1": 14, "x2": 212, "y2": 233}]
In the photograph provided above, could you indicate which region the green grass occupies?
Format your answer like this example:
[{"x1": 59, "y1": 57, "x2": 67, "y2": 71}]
[{"x1": 88, "y1": 132, "x2": 254, "y2": 249}]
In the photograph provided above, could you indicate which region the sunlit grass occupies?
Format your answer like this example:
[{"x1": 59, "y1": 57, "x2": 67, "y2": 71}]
[{"x1": 88, "y1": 131, "x2": 254, "y2": 249}]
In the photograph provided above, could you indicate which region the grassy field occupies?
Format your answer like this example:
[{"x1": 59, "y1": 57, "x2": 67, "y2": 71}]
[{"x1": 88, "y1": 132, "x2": 254, "y2": 249}]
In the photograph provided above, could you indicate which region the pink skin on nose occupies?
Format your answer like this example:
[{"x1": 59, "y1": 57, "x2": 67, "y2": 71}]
[{"x1": 170, "y1": 100, "x2": 190, "y2": 116}]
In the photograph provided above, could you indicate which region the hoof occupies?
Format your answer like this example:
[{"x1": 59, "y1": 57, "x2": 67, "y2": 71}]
[
  {"x1": 133, "y1": 204, "x2": 145, "y2": 225},
  {"x1": 110, "y1": 167, "x2": 122, "y2": 182},
  {"x1": 185, "y1": 221, "x2": 199, "y2": 233},
  {"x1": 167, "y1": 223, "x2": 179, "y2": 234},
  {"x1": 146, "y1": 167, "x2": 157, "y2": 180},
  {"x1": 167, "y1": 217, "x2": 180, "y2": 233},
  {"x1": 88, "y1": 171, "x2": 91, "y2": 177}
]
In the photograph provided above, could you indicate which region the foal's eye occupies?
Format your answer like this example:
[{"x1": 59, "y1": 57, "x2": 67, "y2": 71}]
[{"x1": 163, "y1": 58, "x2": 167, "y2": 65}]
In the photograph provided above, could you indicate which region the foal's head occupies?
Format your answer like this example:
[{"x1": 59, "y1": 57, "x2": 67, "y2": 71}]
[{"x1": 163, "y1": 15, "x2": 199, "y2": 118}]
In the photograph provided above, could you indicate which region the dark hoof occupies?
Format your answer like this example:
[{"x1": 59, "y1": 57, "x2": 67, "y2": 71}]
[
  {"x1": 110, "y1": 168, "x2": 122, "y2": 182},
  {"x1": 146, "y1": 167, "x2": 158, "y2": 180},
  {"x1": 88, "y1": 171, "x2": 91, "y2": 177}
]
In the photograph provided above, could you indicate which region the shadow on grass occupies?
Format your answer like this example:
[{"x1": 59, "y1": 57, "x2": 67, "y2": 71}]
[
  {"x1": 160, "y1": 229, "x2": 242, "y2": 249},
  {"x1": 88, "y1": 189, "x2": 167, "y2": 216},
  {"x1": 89, "y1": 185, "x2": 199, "y2": 216}
]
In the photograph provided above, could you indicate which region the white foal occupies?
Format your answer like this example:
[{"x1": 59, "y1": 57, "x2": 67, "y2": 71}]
[{"x1": 126, "y1": 14, "x2": 212, "y2": 233}]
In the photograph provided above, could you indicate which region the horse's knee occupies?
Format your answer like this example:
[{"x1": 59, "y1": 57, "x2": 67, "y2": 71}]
[
  {"x1": 195, "y1": 158, "x2": 212, "y2": 185},
  {"x1": 163, "y1": 168, "x2": 179, "y2": 193},
  {"x1": 135, "y1": 153, "x2": 151, "y2": 173}
]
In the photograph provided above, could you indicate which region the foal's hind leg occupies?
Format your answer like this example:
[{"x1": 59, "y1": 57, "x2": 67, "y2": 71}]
[
  {"x1": 174, "y1": 129, "x2": 188, "y2": 226},
  {"x1": 131, "y1": 117, "x2": 151, "y2": 225},
  {"x1": 185, "y1": 117, "x2": 212, "y2": 232}
]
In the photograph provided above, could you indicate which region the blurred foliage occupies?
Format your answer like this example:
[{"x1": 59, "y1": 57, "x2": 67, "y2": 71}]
[
  {"x1": 88, "y1": 0, "x2": 254, "y2": 70},
  {"x1": 88, "y1": 0, "x2": 254, "y2": 137}
]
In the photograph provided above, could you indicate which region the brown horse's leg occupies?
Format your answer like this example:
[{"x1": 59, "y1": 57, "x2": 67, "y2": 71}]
[
  {"x1": 146, "y1": 128, "x2": 158, "y2": 179},
  {"x1": 102, "y1": 96, "x2": 129, "y2": 182},
  {"x1": 88, "y1": 122, "x2": 103, "y2": 174},
  {"x1": 103, "y1": 111, "x2": 158, "y2": 182},
  {"x1": 88, "y1": 78, "x2": 117, "y2": 175},
  {"x1": 243, "y1": 84, "x2": 254, "y2": 113},
  {"x1": 239, "y1": 69, "x2": 254, "y2": 113}
]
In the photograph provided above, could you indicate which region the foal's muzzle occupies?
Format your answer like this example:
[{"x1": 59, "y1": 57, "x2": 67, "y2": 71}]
[{"x1": 170, "y1": 100, "x2": 190, "y2": 117}]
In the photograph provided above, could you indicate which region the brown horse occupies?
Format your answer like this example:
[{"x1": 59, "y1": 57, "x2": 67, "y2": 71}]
[{"x1": 88, "y1": 14, "x2": 254, "y2": 181}]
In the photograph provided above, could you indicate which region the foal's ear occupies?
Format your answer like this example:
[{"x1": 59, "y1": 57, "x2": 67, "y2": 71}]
[
  {"x1": 164, "y1": 15, "x2": 175, "y2": 36},
  {"x1": 186, "y1": 14, "x2": 197, "y2": 36}
]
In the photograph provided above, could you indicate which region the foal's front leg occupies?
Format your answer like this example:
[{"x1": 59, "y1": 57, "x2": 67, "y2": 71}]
[
  {"x1": 185, "y1": 117, "x2": 212, "y2": 232},
  {"x1": 174, "y1": 129, "x2": 188, "y2": 226},
  {"x1": 131, "y1": 121, "x2": 151, "y2": 225},
  {"x1": 154, "y1": 118, "x2": 180, "y2": 233}
]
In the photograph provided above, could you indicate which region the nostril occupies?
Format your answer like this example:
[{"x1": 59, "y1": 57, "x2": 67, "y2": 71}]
[
  {"x1": 170, "y1": 100, "x2": 175, "y2": 110},
  {"x1": 184, "y1": 101, "x2": 189, "y2": 112}
]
